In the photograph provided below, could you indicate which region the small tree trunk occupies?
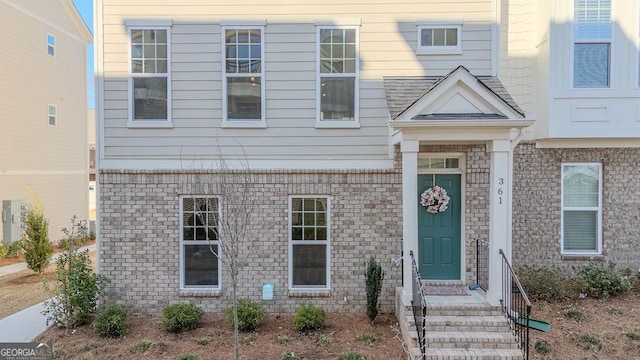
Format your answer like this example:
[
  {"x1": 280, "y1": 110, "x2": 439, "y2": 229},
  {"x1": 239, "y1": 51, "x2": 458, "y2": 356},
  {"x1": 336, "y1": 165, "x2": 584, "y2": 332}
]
[{"x1": 232, "y1": 267, "x2": 239, "y2": 360}]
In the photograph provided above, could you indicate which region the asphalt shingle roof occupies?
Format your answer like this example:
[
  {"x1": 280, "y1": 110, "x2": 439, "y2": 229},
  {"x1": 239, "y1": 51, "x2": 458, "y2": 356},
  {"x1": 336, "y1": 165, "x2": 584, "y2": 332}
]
[{"x1": 383, "y1": 66, "x2": 524, "y2": 120}]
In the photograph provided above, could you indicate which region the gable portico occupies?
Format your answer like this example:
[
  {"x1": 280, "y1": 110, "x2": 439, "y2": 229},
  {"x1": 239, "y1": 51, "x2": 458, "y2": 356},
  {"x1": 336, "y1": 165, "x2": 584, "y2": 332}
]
[{"x1": 384, "y1": 66, "x2": 533, "y2": 306}]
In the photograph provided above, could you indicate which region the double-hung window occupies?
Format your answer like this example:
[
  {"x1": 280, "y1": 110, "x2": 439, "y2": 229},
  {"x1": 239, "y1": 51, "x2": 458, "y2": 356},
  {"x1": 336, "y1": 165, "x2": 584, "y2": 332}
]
[
  {"x1": 573, "y1": 0, "x2": 611, "y2": 88},
  {"x1": 180, "y1": 196, "x2": 220, "y2": 290},
  {"x1": 129, "y1": 27, "x2": 170, "y2": 124},
  {"x1": 561, "y1": 163, "x2": 602, "y2": 254},
  {"x1": 289, "y1": 197, "x2": 330, "y2": 289},
  {"x1": 317, "y1": 27, "x2": 359, "y2": 126},
  {"x1": 223, "y1": 27, "x2": 265, "y2": 124},
  {"x1": 48, "y1": 105, "x2": 57, "y2": 126},
  {"x1": 47, "y1": 34, "x2": 55, "y2": 56}
]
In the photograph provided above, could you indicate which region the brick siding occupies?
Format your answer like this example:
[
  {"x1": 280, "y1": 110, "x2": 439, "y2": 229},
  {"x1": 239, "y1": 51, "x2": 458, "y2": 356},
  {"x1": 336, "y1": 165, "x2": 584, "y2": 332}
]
[{"x1": 513, "y1": 142, "x2": 640, "y2": 273}]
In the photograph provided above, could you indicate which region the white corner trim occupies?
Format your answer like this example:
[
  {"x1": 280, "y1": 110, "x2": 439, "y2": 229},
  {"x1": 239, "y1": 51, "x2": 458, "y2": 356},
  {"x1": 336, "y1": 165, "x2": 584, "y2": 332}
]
[
  {"x1": 125, "y1": 19, "x2": 173, "y2": 27},
  {"x1": 220, "y1": 19, "x2": 267, "y2": 26}
]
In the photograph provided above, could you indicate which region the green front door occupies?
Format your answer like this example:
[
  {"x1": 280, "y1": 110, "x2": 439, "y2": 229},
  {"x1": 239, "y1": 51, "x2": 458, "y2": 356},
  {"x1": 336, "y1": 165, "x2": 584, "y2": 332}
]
[{"x1": 418, "y1": 174, "x2": 461, "y2": 279}]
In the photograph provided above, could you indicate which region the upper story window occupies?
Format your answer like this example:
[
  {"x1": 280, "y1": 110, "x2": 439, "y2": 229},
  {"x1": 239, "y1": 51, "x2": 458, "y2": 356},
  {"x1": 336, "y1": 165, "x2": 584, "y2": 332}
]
[
  {"x1": 573, "y1": 0, "x2": 611, "y2": 88},
  {"x1": 129, "y1": 27, "x2": 171, "y2": 124},
  {"x1": 47, "y1": 34, "x2": 55, "y2": 56},
  {"x1": 223, "y1": 27, "x2": 265, "y2": 124},
  {"x1": 416, "y1": 25, "x2": 462, "y2": 54},
  {"x1": 317, "y1": 27, "x2": 359, "y2": 127},
  {"x1": 561, "y1": 163, "x2": 602, "y2": 255},
  {"x1": 180, "y1": 196, "x2": 220, "y2": 290},
  {"x1": 48, "y1": 105, "x2": 57, "y2": 126}
]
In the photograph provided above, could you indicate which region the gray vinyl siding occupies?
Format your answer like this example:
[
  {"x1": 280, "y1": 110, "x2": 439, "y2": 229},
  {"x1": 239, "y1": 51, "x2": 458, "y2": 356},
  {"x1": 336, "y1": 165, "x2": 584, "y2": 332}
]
[{"x1": 100, "y1": 1, "x2": 494, "y2": 163}]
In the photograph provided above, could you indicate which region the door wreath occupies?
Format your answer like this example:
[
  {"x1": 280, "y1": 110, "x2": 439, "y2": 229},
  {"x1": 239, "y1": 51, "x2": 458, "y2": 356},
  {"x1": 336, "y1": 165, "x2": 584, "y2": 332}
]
[{"x1": 420, "y1": 185, "x2": 450, "y2": 214}]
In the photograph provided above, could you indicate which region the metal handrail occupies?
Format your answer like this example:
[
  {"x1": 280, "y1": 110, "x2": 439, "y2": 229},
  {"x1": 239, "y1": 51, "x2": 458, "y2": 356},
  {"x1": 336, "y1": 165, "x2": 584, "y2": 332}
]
[
  {"x1": 499, "y1": 249, "x2": 532, "y2": 359},
  {"x1": 409, "y1": 250, "x2": 427, "y2": 360}
]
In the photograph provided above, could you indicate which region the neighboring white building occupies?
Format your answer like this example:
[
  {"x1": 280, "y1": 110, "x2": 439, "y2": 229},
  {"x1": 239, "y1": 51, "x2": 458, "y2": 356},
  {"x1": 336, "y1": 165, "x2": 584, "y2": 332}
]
[
  {"x1": 94, "y1": 0, "x2": 640, "y2": 318},
  {"x1": 0, "y1": 0, "x2": 92, "y2": 243}
]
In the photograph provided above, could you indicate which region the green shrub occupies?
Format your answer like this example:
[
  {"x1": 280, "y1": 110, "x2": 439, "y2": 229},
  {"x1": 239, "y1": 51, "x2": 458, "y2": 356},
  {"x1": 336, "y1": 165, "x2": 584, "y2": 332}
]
[
  {"x1": 93, "y1": 304, "x2": 128, "y2": 338},
  {"x1": 197, "y1": 337, "x2": 211, "y2": 346},
  {"x1": 315, "y1": 334, "x2": 331, "y2": 346},
  {"x1": 355, "y1": 333, "x2": 376, "y2": 345},
  {"x1": 59, "y1": 216, "x2": 91, "y2": 249},
  {"x1": 516, "y1": 265, "x2": 573, "y2": 301},
  {"x1": 22, "y1": 204, "x2": 53, "y2": 274},
  {"x1": 338, "y1": 352, "x2": 365, "y2": 360},
  {"x1": 578, "y1": 263, "x2": 631, "y2": 298},
  {"x1": 365, "y1": 257, "x2": 384, "y2": 324},
  {"x1": 276, "y1": 334, "x2": 290, "y2": 345},
  {"x1": 225, "y1": 298, "x2": 265, "y2": 331},
  {"x1": 293, "y1": 303, "x2": 326, "y2": 332},
  {"x1": 7, "y1": 240, "x2": 24, "y2": 257},
  {"x1": 0, "y1": 242, "x2": 9, "y2": 258},
  {"x1": 161, "y1": 303, "x2": 204, "y2": 333},
  {"x1": 626, "y1": 332, "x2": 640, "y2": 341},
  {"x1": 534, "y1": 340, "x2": 550, "y2": 354},
  {"x1": 43, "y1": 247, "x2": 107, "y2": 328},
  {"x1": 564, "y1": 309, "x2": 586, "y2": 321},
  {"x1": 177, "y1": 355, "x2": 196, "y2": 360},
  {"x1": 282, "y1": 352, "x2": 298, "y2": 360},
  {"x1": 579, "y1": 333, "x2": 602, "y2": 350},
  {"x1": 131, "y1": 340, "x2": 152, "y2": 353}
]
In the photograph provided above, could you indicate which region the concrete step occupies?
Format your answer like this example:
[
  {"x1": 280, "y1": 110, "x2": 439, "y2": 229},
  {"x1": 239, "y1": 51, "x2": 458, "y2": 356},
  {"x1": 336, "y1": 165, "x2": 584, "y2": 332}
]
[
  {"x1": 425, "y1": 303, "x2": 503, "y2": 317},
  {"x1": 426, "y1": 315, "x2": 511, "y2": 332},
  {"x1": 425, "y1": 331, "x2": 520, "y2": 349},
  {"x1": 417, "y1": 348, "x2": 525, "y2": 360}
]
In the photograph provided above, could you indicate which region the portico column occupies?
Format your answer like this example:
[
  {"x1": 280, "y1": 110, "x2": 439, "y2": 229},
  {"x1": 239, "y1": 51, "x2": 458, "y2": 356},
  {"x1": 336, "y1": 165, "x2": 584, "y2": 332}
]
[
  {"x1": 401, "y1": 140, "x2": 419, "y2": 305},
  {"x1": 487, "y1": 139, "x2": 511, "y2": 306}
]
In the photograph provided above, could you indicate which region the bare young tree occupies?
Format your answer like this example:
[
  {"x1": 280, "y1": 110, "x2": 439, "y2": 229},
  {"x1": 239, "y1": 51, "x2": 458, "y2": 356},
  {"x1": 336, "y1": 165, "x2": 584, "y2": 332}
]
[{"x1": 184, "y1": 149, "x2": 255, "y2": 360}]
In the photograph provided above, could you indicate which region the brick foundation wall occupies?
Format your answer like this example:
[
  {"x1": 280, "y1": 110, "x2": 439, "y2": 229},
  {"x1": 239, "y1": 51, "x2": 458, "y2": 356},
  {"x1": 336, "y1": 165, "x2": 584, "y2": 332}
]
[
  {"x1": 512, "y1": 142, "x2": 640, "y2": 273},
  {"x1": 99, "y1": 169, "x2": 403, "y2": 313}
]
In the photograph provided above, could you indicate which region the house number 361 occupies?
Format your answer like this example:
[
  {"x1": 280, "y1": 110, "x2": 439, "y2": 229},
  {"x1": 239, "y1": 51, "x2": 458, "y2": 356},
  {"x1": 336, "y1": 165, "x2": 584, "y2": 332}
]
[{"x1": 497, "y1": 178, "x2": 504, "y2": 204}]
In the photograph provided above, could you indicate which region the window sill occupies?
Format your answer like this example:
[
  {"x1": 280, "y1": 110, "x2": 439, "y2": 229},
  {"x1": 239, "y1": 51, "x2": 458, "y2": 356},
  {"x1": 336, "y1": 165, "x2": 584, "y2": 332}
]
[
  {"x1": 221, "y1": 121, "x2": 267, "y2": 129},
  {"x1": 560, "y1": 254, "x2": 604, "y2": 261},
  {"x1": 179, "y1": 289, "x2": 222, "y2": 297},
  {"x1": 288, "y1": 289, "x2": 331, "y2": 298},
  {"x1": 315, "y1": 121, "x2": 360, "y2": 129},
  {"x1": 127, "y1": 121, "x2": 173, "y2": 129}
]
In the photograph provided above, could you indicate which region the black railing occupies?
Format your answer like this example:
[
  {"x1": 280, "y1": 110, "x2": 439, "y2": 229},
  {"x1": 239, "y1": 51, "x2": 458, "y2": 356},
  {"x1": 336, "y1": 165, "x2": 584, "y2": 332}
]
[
  {"x1": 499, "y1": 249, "x2": 531, "y2": 359},
  {"x1": 475, "y1": 238, "x2": 489, "y2": 291},
  {"x1": 409, "y1": 250, "x2": 426, "y2": 360}
]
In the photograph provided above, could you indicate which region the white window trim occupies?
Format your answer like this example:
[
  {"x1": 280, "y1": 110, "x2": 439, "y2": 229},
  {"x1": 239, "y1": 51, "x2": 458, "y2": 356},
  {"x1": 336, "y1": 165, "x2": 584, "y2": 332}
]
[
  {"x1": 315, "y1": 26, "x2": 360, "y2": 128},
  {"x1": 560, "y1": 163, "x2": 603, "y2": 255},
  {"x1": 179, "y1": 195, "x2": 222, "y2": 291},
  {"x1": 47, "y1": 33, "x2": 55, "y2": 56},
  {"x1": 416, "y1": 24, "x2": 463, "y2": 55},
  {"x1": 127, "y1": 25, "x2": 172, "y2": 127},
  {"x1": 48, "y1": 104, "x2": 57, "y2": 126},
  {"x1": 570, "y1": 0, "x2": 613, "y2": 89},
  {"x1": 288, "y1": 196, "x2": 331, "y2": 291},
  {"x1": 221, "y1": 25, "x2": 266, "y2": 127}
]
